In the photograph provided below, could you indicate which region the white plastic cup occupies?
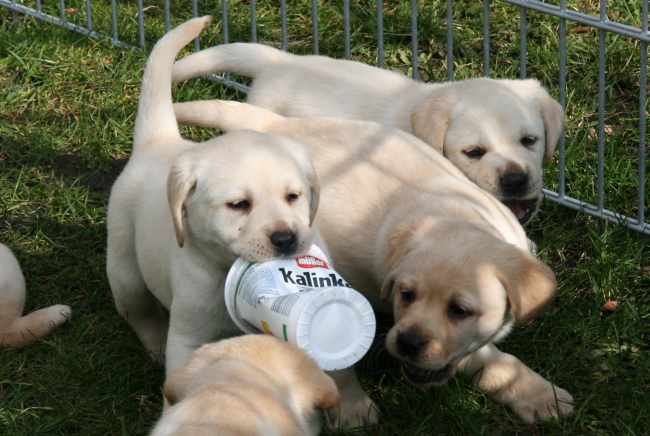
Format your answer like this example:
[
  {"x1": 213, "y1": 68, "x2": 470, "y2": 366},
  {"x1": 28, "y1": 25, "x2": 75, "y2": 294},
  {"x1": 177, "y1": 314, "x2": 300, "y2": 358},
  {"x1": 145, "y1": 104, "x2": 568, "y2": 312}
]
[{"x1": 224, "y1": 245, "x2": 376, "y2": 371}]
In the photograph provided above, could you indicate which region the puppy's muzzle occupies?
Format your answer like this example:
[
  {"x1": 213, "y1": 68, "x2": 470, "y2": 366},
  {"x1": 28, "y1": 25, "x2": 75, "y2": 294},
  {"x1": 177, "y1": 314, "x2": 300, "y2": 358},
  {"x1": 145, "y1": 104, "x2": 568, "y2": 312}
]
[
  {"x1": 396, "y1": 330, "x2": 428, "y2": 359},
  {"x1": 270, "y1": 229, "x2": 298, "y2": 256},
  {"x1": 500, "y1": 171, "x2": 529, "y2": 197}
]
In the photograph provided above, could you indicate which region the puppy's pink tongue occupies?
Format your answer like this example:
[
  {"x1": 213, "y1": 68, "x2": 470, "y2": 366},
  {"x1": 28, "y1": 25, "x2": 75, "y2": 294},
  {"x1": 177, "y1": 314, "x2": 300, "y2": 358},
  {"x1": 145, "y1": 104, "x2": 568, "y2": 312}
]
[{"x1": 503, "y1": 200, "x2": 527, "y2": 220}]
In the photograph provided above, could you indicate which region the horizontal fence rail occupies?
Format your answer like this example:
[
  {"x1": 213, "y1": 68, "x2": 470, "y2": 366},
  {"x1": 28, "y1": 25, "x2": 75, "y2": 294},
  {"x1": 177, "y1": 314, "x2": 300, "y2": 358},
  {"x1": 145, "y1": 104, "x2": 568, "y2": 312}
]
[{"x1": 2, "y1": 0, "x2": 648, "y2": 235}]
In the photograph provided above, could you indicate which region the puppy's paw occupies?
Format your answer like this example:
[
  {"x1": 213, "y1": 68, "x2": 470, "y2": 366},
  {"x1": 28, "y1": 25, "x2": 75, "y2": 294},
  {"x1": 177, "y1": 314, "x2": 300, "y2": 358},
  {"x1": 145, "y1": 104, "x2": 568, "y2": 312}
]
[
  {"x1": 511, "y1": 382, "x2": 574, "y2": 423},
  {"x1": 334, "y1": 394, "x2": 379, "y2": 433},
  {"x1": 42, "y1": 304, "x2": 73, "y2": 327}
]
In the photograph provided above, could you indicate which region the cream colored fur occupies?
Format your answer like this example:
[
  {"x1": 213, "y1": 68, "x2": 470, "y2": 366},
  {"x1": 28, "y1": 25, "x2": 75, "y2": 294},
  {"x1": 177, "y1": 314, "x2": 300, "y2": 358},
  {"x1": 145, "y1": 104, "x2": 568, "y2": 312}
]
[
  {"x1": 150, "y1": 335, "x2": 340, "y2": 436},
  {"x1": 171, "y1": 43, "x2": 565, "y2": 225},
  {"x1": 106, "y1": 17, "x2": 321, "y2": 378},
  {"x1": 0, "y1": 243, "x2": 71, "y2": 348},
  {"x1": 171, "y1": 96, "x2": 574, "y2": 426}
]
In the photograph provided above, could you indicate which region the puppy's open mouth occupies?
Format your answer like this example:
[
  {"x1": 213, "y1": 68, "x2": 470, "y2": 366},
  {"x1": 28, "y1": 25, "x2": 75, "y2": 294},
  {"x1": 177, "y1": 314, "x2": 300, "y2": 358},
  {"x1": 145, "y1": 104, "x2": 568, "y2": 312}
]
[
  {"x1": 402, "y1": 362, "x2": 453, "y2": 386},
  {"x1": 502, "y1": 199, "x2": 537, "y2": 225}
]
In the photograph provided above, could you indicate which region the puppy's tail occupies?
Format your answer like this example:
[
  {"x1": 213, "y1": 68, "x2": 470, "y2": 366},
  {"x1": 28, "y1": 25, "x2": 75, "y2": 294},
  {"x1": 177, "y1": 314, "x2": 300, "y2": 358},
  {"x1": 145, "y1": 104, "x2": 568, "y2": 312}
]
[
  {"x1": 133, "y1": 16, "x2": 212, "y2": 150},
  {"x1": 171, "y1": 43, "x2": 286, "y2": 83},
  {"x1": 173, "y1": 99, "x2": 285, "y2": 133}
]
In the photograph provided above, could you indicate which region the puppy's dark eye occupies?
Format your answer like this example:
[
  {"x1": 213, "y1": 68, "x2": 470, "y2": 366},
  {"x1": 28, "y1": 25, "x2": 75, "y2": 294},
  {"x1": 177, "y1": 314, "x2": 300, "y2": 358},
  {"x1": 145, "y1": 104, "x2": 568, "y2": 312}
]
[
  {"x1": 228, "y1": 200, "x2": 250, "y2": 211},
  {"x1": 401, "y1": 289, "x2": 416, "y2": 304},
  {"x1": 520, "y1": 135, "x2": 537, "y2": 147},
  {"x1": 448, "y1": 303, "x2": 472, "y2": 319},
  {"x1": 287, "y1": 193, "x2": 299, "y2": 202},
  {"x1": 464, "y1": 147, "x2": 485, "y2": 159}
]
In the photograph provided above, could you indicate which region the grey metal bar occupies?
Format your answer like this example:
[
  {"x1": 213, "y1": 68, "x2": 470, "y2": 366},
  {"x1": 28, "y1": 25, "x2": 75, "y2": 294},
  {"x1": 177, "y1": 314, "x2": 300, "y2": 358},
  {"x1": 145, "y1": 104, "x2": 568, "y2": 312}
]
[
  {"x1": 251, "y1": 0, "x2": 257, "y2": 43},
  {"x1": 558, "y1": 0, "x2": 567, "y2": 198},
  {"x1": 111, "y1": 0, "x2": 118, "y2": 43},
  {"x1": 597, "y1": 1, "x2": 606, "y2": 212},
  {"x1": 85, "y1": 0, "x2": 91, "y2": 31},
  {"x1": 499, "y1": 0, "x2": 650, "y2": 42},
  {"x1": 447, "y1": 0, "x2": 454, "y2": 81},
  {"x1": 520, "y1": 7, "x2": 526, "y2": 78},
  {"x1": 59, "y1": 0, "x2": 64, "y2": 21},
  {"x1": 192, "y1": 0, "x2": 199, "y2": 51},
  {"x1": 0, "y1": 0, "x2": 134, "y2": 49},
  {"x1": 136, "y1": 0, "x2": 144, "y2": 49},
  {"x1": 35, "y1": 0, "x2": 40, "y2": 13},
  {"x1": 639, "y1": 0, "x2": 648, "y2": 225},
  {"x1": 377, "y1": 0, "x2": 384, "y2": 68},
  {"x1": 344, "y1": 0, "x2": 350, "y2": 59},
  {"x1": 164, "y1": 0, "x2": 170, "y2": 33},
  {"x1": 11, "y1": 0, "x2": 16, "y2": 26},
  {"x1": 281, "y1": 0, "x2": 287, "y2": 51},
  {"x1": 483, "y1": 0, "x2": 490, "y2": 77},
  {"x1": 312, "y1": 0, "x2": 318, "y2": 54},
  {"x1": 544, "y1": 190, "x2": 650, "y2": 235},
  {"x1": 221, "y1": 0, "x2": 228, "y2": 44},
  {"x1": 412, "y1": 0, "x2": 418, "y2": 80}
]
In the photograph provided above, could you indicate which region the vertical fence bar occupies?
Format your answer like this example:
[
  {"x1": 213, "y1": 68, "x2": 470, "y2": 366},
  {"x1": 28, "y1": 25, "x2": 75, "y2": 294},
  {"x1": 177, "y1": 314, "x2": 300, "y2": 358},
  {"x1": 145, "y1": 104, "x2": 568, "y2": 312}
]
[
  {"x1": 412, "y1": 0, "x2": 418, "y2": 79},
  {"x1": 222, "y1": 0, "x2": 229, "y2": 44},
  {"x1": 312, "y1": 0, "x2": 318, "y2": 54},
  {"x1": 344, "y1": 0, "x2": 350, "y2": 59},
  {"x1": 520, "y1": 6, "x2": 526, "y2": 79},
  {"x1": 85, "y1": 0, "x2": 92, "y2": 31},
  {"x1": 251, "y1": 0, "x2": 257, "y2": 43},
  {"x1": 164, "y1": 0, "x2": 170, "y2": 33},
  {"x1": 378, "y1": 0, "x2": 384, "y2": 68},
  {"x1": 483, "y1": 0, "x2": 490, "y2": 77},
  {"x1": 558, "y1": 0, "x2": 567, "y2": 198},
  {"x1": 281, "y1": 0, "x2": 287, "y2": 51},
  {"x1": 59, "y1": 0, "x2": 65, "y2": 21},
  {"x1": 192, "y1": 0, "x2": 199, "y2": 51},
  {"x1": 597, "y1": 0, "x2": 607, "y2": 212},
  {"x1": 447, "y1": 0, "x2": 454, "y2": 81},
  {"x1": 36, "y1": 0, "x2": 41, "y2": 13},
  {"x1": 639, "y1": 0, "x2": 648, "y2": 224},
  {"x1": 136, "y1": 0, "x2": 144, "y2": 50},
  {"x1": 11, "y1": 0, "x2": 17, "y2": 26},
  {"x1": 111, "y1": 0, "x2": 118, "y2": 43}
]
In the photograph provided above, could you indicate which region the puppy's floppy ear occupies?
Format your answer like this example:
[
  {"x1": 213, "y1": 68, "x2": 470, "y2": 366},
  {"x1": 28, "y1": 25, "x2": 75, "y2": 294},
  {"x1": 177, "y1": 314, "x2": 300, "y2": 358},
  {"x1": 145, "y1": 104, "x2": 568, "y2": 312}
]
[
  {"x1": 307, "y1": 169, "x2": 320, "y2": 226},
  {"x1": 167, "y1": 156, "x2": 197, "y2": 248},
  {"x1": 500, "y1": 79, "x2": 565, "y2": 164},
  {"x1": 380, "y1": 224, "x2": 420, "y2": 302},
  {"x1": 495, "y1": 246, "x2": 558, "y2": 327},
  {"x1": 411, "y1": 87, "x2": 457, "y2": 154}
]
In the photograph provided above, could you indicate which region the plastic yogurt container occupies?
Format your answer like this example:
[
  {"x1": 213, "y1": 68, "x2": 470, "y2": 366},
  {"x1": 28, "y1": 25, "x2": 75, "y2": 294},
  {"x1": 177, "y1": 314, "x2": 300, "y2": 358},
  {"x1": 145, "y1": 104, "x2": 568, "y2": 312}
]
[{"x1": 224, "y1": 245, "x2": 376, "y2": 371}]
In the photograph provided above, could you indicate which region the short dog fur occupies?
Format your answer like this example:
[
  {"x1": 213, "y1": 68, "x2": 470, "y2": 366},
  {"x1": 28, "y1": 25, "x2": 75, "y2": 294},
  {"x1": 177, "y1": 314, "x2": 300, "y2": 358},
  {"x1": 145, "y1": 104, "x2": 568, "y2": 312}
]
[
  {"x1": 171, "y1": 43, "x2": 565, "y2": 225},
  {"x1": 171, "y1": 94, "x2": 574, "y2": 427},
  {"x1": 150, "y1": 335, "x2": 340, "y2": 436},
  {"x1": 0, "y1": 243, "x2": 71, "y2": 348},
  {"x1": 106, "y1": 17, "x2": 320, "y2": 377}
]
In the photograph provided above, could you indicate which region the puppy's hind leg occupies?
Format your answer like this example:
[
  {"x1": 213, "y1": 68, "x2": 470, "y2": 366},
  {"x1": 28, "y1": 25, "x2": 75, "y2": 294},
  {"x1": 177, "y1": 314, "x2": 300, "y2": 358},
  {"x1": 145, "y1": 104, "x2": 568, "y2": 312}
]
[{"x1": 107, "y1": 242, "x2": 168, "y2": 364}]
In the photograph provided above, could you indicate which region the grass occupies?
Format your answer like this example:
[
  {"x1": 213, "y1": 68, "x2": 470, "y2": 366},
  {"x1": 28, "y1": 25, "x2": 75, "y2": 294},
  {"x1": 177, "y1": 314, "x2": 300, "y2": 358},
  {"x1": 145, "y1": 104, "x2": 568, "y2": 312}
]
[{"x1": 1, "y1": 1, "x2": 649, "y2": 435}]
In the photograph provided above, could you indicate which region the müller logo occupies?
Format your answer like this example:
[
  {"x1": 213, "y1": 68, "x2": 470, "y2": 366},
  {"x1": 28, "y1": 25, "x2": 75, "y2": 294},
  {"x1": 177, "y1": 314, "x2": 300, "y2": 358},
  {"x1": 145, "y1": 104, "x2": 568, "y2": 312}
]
[{"x1": 295, "y1": 255, "x2": 329, "y2": 269}]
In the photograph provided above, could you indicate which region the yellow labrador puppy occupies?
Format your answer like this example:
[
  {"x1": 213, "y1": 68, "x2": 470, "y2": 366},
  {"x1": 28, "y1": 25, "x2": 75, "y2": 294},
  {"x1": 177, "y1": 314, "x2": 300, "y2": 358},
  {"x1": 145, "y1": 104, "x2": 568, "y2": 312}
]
[
  {"x1": 106, "y1": 17, "x2": 320, "y2": 377},
  {"x1": 151, "y1": 335, "x2": 340, "y2": 436},
  {"x1": 171, "y1": 97, "x2": 574, "y2": 426},
  {"x1": 0, "y1": 243, "x2": 71, "y2": 347},
  {"x1": 171, "y1": 43, "x2": 565, "y2": 225}
]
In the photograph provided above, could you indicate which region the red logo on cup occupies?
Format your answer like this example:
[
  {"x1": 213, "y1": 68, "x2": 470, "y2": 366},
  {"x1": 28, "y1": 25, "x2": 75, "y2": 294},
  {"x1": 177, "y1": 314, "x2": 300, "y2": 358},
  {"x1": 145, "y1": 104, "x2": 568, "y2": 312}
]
[{"x1": 296, "y1": 255, "x2": 329, "y2": 269}]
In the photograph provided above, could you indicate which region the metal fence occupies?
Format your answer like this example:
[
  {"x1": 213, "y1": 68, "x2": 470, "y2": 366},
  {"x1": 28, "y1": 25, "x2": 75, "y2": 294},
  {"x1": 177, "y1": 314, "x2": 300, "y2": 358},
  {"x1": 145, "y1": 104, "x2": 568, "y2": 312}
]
[{"x1": 2, "y1": 0, "x2": 648, "y2": 235}]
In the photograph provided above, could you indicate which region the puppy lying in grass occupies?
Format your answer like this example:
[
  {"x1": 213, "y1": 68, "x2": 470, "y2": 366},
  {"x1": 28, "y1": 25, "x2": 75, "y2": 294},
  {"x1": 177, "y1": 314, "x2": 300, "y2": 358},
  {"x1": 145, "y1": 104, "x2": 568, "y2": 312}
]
[
  {"x1": 0, "y1": 243, "x2": 71, "y2": 348},
  {"x1": 151, "y1": 335, "x2": 340, "y2": 436},
  {"x1": 171, "y1": 42, "x2": 565, "y2": 226}
]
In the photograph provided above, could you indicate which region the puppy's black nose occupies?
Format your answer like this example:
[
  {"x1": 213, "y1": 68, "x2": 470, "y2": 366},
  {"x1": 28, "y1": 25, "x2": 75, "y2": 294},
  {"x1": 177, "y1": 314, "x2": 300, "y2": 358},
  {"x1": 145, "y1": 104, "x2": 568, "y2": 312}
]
[
  {"x1": 396, "y1": 331, "x2": 428, "y2": 358},
  {"x1": 500, "y1": 172, "x2": 528, "y2": 195},
  {"x1": 270, "y1": 230, "x2": 297, "y2": 255}
]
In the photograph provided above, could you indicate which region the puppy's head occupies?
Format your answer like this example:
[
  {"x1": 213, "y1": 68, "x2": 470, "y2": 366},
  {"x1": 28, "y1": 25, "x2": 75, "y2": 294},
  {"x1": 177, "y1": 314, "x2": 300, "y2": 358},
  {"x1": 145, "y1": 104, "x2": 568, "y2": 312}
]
[
  {"x1": 164, "y1": 335, "x2": 340, "y2": 429},
  {"x1": 167, "y1": 130, "x2": 320, "y2": 263},
  {"x1": 411, "y1": 78, "x2": 565, "y2": 225},
  {"x1": 379, "y1": 220, "x2": 557, "y2": 387}
]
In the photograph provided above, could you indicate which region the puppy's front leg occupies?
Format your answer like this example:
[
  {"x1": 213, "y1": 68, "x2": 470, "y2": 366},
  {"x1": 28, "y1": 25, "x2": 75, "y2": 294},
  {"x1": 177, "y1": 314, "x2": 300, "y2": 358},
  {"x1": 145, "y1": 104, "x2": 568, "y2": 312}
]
[
  {"x1": 459, "y1": 343, "x2": 574, "y2": 423},
  {"x1": 326, "y1": 365, "x2": 379, "y2": 432}
]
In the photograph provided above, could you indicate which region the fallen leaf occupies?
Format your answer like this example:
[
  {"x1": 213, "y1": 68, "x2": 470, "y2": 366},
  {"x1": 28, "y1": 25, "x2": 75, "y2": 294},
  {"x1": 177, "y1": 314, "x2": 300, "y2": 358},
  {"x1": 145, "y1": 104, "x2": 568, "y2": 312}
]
[{"x1": 601, "y1": 300, "x2": 619, "y2": 313}]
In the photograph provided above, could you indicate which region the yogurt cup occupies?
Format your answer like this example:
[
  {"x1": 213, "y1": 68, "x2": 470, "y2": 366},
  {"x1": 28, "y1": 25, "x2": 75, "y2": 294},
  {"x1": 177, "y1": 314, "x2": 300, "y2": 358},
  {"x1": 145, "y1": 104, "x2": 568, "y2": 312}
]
[{"x1": 224, "y1": 245, "x2": 376, "y2": 371}]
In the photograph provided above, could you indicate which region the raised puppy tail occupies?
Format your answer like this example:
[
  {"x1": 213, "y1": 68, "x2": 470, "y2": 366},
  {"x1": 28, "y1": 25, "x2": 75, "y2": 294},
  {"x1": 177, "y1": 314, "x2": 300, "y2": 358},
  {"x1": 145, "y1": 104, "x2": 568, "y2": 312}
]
[
  {"x1": 171, "y1": 43, "x2": 286, "y2": 83},
  {"x1": 173, "y1": 99, "x2": 285, "y2": 133},
  {"x1": 133, "y1": 16, "x2": 212, "y2": 150}
]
